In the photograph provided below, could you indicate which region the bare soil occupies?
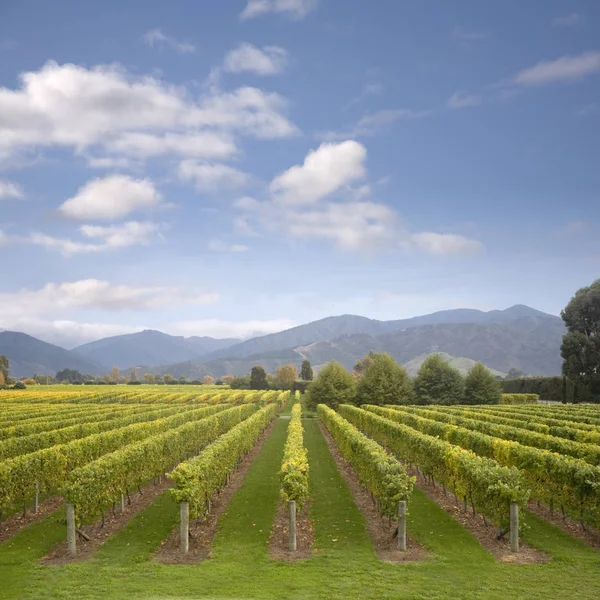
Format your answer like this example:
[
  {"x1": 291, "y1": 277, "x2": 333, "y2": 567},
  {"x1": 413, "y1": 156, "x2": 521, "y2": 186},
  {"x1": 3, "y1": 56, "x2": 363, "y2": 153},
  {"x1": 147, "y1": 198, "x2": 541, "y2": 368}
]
[
  {"x1": 268, "y1": 500, "x2": 313, "y2": 561},
  {"x1": 319, "y1": 423, "x2": 428, "y2": 563},
  {"x1": 154, "y1": 419, "x2": 277, "y2": 564},
  {"x1": 412, "y1": 469, "x2": 549, "y2": 564},
  {"x1": 0, "y1": 496, "x2": 63, "y2": 543},
  {"x1": 41, "y1": 478, "x2": 171, "y2": 565},
  {"x1": 527, "y1": 499, "x2": 600, "y2": 550}
]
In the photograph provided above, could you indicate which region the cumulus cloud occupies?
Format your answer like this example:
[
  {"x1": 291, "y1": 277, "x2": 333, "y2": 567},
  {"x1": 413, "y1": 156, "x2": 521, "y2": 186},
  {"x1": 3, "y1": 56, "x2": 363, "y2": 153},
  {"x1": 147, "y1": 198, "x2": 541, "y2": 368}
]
[
  {"x1": 207, "y1": 239, "x2": 250, "y2": 253},
  {"x1": 236, "y1": 141, "x2": 484, "y2": 255},
  {"x1": 240, "y1": 0, "x2": 317, "y2": 20},
  {"x1": 270, "y1": 140, "x2": 367, "y2": 205},
  {"x1": 514, "y1": 51, "x2": 600, "y2": 85},
  {"x1": 143, "y1": 28, "x2": 196, "y2": 53},
  {"x1": 0, "y1": 180, "x2": 24, "y2": 199},
  {"x1": 0, "y1": 279, "x2": 218, "y2": 319},
  {"x1": 223, "y1": 43, "x2": 289, "y2": 76},
  {"x1": 58, "y1": 175, "x2": 162, "y2": 220},
  {"x1": 0, "y1": 61, "x2": 298, "y2": 164},
  {"x1": 27, "y1": 221, "x2": 165, "y2": 256},
  {"x1": 0, "y1": 279, "x2": 220, "y2": 347},
  {"x1": 447, "y1": 91, "x2": 482, "y2": 109},
  {"x1": 178, "y1": 161, "x2": 249, "y2": 191}
]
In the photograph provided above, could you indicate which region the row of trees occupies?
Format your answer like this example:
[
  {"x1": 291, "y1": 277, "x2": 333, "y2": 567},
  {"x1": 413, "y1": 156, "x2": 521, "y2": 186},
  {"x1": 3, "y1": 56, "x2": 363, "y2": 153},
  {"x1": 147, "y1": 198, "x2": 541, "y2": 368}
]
[
  {"x1": 307, "y1": 353, "x2": 501, "y2": 409},
  {"x1": 229, "y1": 360, "x2": 313, "y2": 391}
]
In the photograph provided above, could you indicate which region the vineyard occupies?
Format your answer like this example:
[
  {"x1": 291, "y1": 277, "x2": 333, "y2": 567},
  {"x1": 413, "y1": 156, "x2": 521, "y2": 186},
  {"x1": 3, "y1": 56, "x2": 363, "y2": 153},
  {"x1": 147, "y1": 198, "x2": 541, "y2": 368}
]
[{"x1": 1, "y1": 388, "x2": 600, "y2": 599}]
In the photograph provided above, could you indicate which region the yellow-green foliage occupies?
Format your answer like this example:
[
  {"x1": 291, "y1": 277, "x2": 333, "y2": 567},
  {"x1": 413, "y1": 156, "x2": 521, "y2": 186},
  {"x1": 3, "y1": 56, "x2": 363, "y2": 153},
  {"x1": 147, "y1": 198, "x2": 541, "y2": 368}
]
[
  {"x1": 280, "y1": 403, "x2": 309, "y2": 506},
  {"x1": 318, "y1": 404, "x2": 414, "y2": 519},
  {"x1": 500, "y1": 393, "x2": 539, "y2": 405},
  {"x1": 169, "y1": 403, "x2": 278, "y2": 519}
]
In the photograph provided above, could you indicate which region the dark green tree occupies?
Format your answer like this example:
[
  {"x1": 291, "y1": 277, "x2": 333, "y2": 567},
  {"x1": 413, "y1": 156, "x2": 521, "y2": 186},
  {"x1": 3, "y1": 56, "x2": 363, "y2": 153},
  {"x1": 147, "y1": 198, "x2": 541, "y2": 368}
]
[
  {"x1": 300, "y1": 360, "x2": 313, "y2": 381},
  {"x1": 573, "y1": 382, "x2": 579, "y2": 404},
  {"x1": 507, "y1": 367, "x2": 524, "y2": 379},
  {"x1": 561, "y1": 375, "x2": 568, "y2": 404},
  {"x1": 0, "y1": 355, "x2": 9, "y2": 384},
  {"x1": 464, "y1": 362, "x2": 501, "y2": 405},
  {"x1": 250, "y1": 365, "x2": 269, "y2": 390},
  {"x1": 561, "y1": 279, "x2": 600, "y2": 400},
  {"x1": 413, "y1": 354, "x2": 464, "y2": 405},
  {"x1": 355, "y1": 353, "x2": 413, "y2": 406},
  {"x1": 305, "y1": 361, "x2": 356, "y2": 409},
  {"x1": 230, "y1": 374, "x2": 251, "y2": 389}
]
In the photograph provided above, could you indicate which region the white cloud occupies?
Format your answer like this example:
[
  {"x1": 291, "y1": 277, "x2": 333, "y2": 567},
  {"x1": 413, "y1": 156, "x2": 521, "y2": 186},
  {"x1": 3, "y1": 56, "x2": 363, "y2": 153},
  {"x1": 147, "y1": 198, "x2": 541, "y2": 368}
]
[
  {"x1": 0, "y1": 180, "x2": 24, "y2": 199},
  {"x1": 27, "y1": 221, "x2": 165, "y2": 256},
  {"x1": 270, "y1": 140, "x2": 367, "y2": 205},
  {"x1": 223, "y1": 43, "x2": 289, "y2": 76},
  {"x1": 142, "y1": 28, "x2": 196, "y2": 53},
  {"x1": 0, "y1": 279, "x2": 218, "y2": 320},
  {"x1": 240, "y1": 0, "x2": 317, "y2": 20},
  {"x1": 58, "y1": 175, "x2": 162, "y2": 220},
  {"x1": 168, "y1": 318, "x2": 296, "y2": 339},
  {"x1": 207, "y1": 239, "x2": 250, "y2": 253},
  {"x1": 447, "y1": 90, "x2": 482, "y2": 109},
  {"x1": 235, "y1": 141, "x2": 483, "y2": 255},
  {"x1": 0, "y1": 280, "x2": 220, "y2": 347},
  {"x1": 0, "y1": 61, "x2": 297, "y2": 163},
  {"x1": 86, "y1": 156, "x2": 137, "y2": 169},
  {"x1": 558, "y1": 220, "x2": 589, "y2": 236},
  {"x1": 552, "y1": 13, "x2": 582, "y2": 27},
  {"x1": 514, "y1": 52, "x2": 600, "y2": 85},
  {"x1": 105, "y1": 131, "x2": 237, "y2": 160},
  {"x1": 178, "y1": 161, "x2": 249, "y2": 191},
  {"x1": 410, "y1": 232, "x2": 484, "y2": 256},
  {"x1": 321, "y1": 108, "x2": 430, "y2": 140}
]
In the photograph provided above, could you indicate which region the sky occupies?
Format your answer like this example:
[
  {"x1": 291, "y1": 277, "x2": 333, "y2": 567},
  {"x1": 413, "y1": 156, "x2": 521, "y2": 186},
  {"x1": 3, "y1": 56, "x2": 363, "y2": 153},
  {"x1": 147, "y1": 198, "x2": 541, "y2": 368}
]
[{"x1": 0, "y1": 0, "x2": 599, "y2": 349}]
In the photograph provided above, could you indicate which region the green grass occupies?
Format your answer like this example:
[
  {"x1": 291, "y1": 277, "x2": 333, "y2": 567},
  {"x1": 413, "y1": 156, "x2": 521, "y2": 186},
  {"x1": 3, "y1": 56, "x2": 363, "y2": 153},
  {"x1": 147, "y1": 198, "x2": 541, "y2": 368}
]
[{"x1": 2, "y1": 416, "x2": 600, "y2": 599}]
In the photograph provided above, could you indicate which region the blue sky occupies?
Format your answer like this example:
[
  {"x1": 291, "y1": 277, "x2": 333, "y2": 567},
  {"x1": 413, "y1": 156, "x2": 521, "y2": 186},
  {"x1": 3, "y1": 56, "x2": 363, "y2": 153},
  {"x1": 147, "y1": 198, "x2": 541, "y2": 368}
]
[{"x1": 0, "y1": 0, "x2": 598, "y2": 348}]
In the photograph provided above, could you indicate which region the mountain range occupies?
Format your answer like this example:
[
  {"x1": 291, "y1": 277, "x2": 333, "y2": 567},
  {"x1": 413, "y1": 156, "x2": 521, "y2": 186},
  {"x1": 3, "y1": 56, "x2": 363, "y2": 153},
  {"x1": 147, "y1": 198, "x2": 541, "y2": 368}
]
[{"x1": 0, "y1": 305, "x2": 565, "y2": 379}]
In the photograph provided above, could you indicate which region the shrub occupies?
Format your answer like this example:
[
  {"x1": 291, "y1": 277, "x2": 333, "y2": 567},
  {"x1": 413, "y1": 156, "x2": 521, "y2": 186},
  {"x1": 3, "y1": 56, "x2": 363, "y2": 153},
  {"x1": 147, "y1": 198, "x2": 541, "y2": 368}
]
[
  {"x1": 413, "y1": 354, "x2": 464, "y2": 405},
  {"x1": 500, "y1": 393, "x2": 539, "y2": 405},
  {"x1": 463, "y1": 362, "x2": 501, "y2": 405},
  {"x1": 305, "y1": 361, "x2": 356, "y2": 410},
  {"x1": 356, "y1": 353, "x2": 414, "y2": 406},
  {"x1": 12, "y1": 381, "x2": 26, "y2": 389}
]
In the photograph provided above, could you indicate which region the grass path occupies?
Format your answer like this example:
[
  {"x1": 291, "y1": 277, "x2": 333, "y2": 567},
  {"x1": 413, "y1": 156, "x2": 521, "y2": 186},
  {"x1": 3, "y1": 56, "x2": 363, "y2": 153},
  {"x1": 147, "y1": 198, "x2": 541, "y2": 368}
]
[{"x1": 2, "y1": 412, "x2": 600, "y2": 599}]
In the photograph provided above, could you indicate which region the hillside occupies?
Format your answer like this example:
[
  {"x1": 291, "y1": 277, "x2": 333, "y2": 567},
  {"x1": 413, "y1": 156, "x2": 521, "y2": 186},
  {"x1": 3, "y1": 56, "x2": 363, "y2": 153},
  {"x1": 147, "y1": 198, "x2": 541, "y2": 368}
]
[
  {"x1": 73, "y1": 330, "x2": 238, "y2": 369},
  {"x1": 402, "y1": 353, "x2": 506, "y2": 377},
  {"x1": 205, "y1": 305, "x2": 560, "y2": 361},
  {"x1": 298, "y1": 317, "x2": 564, "y2": 376},
  {"x1": 0, "y1": 331, "x2": 103, "y2": 378}
]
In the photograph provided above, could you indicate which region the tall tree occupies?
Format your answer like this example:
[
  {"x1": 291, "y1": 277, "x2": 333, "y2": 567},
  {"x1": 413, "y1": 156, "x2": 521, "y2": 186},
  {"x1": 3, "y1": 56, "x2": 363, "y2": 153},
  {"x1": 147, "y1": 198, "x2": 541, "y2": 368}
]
[
  {"x1": 353, "y1": 351, "x2": 376, "y2": 379},
  {"x1": 300, "y1": 360, "x2": 313, "y2": 381},
  {"x1": 274, "y1": 364, "x2": 298, "y2": 390},
  {"x1": 111, "y1": 366, "x2": 120, "y2": 382},
  {"x1": 143, "y1": 373, "x2": 155, "y2": 384},
  {"x1": 413, "y1": 354, "x2": 465, "y2": 405},
  {"x1": 561, "y1": 279, "x2": 600, "y2": 400},
  {"x1": 561, "y1": 375, "x2": 568, "y2": 404},
  {"x1": 250, "y1": 366, "x2": 269, "y2": 390},
  {"x1": 463, "y1": 362, "x2": 501, "y2": 405},
  {"x1": 131, "y1": 366, "x2": 137, "y2": 381},
  {"x1": 356, "y1": 353, "x2": 414, "y2": 406},
  {"x1": 0, "y1": 355, "x2": 8, "y2": 383},
  {"x1": 305, "y1": 361, "x2": 356, "y2": 409},
  {"x1": 203, "y1": 375, "x2": 215, "y2": 385}
]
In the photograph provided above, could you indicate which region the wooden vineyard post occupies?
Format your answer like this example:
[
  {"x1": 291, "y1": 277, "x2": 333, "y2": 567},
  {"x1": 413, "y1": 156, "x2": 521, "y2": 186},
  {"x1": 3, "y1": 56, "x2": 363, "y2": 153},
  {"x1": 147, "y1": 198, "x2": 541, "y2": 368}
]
[
  {"x1": 33, "y1": 480, "x2": 39, "y2": 514},
  {"x1": 510, "y1": 502, "x2": 519, "y2": 553},
  {"x1": 66, "y1": 503, "x2": 76, "y2": 556},
  {"x1": 120, "y1": 493, "x2": 126, "y2": 514},
  {"x1": 397, "y1": 501, "x2": 407, "y2": 551},
  {"x1": 289, "y1": 500, "x2": 297, "y2": 552},
  {"x1": 180, "y1": 501, "x2": 190, "y2": 554}
]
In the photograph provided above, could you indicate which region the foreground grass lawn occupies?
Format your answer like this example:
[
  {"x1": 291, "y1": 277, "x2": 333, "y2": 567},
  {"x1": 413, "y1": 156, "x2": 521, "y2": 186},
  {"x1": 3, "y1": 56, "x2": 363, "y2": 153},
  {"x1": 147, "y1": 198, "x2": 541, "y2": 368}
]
[{"x1": 1, "y1": 416, "x2": 600, "y2": 599}]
